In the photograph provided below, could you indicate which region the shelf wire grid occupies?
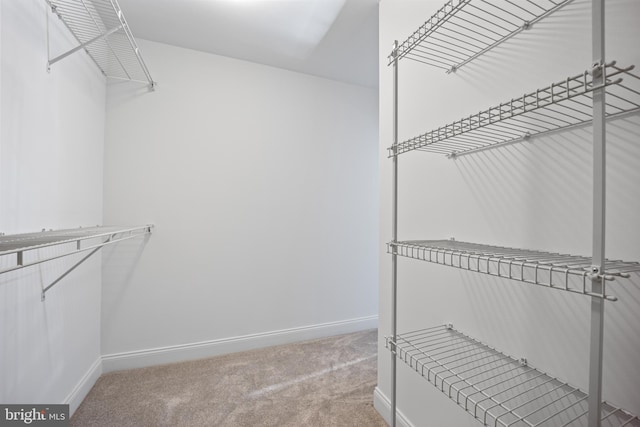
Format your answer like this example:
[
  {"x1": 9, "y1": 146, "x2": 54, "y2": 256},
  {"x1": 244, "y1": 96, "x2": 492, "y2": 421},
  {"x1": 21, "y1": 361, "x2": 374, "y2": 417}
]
[
  {"x1": 386, "y1": 325, "x2": 640, "y2": 426},
  {"x1": 46, "y1": 0, "x2": 154, "y2": 86},
  {"x1": 388, "y1": 62, "x2": 640, "y2": 157},
  {"x1": 0, "y1": 225, "x2": 152, "y2": 276},
  {"x1": 387, "y1": 240, "x2": 640, "y2": 301},
  {"x1": 389, "y1": 0, "x2": 573, "y2": 73}
]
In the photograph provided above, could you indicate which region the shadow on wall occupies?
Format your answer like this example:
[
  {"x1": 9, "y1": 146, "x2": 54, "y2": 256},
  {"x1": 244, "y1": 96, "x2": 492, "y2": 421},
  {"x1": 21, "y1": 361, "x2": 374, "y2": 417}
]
[
  {"x1": 450, "y1": 114, "x2": 640, "y2": 414},
  {"x1": 106, "y1": 79, "x2": 156, "y2": 111},
  {"x1": 453, "y1": 127, "x2": 593, "y2": 256},
  {"x1": 101, "y1": 234, "x2": 153, "y2": 330}
]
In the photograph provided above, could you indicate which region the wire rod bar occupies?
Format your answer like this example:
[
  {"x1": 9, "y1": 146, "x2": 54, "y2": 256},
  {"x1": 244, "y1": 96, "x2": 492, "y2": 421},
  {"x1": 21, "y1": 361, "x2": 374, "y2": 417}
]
[
  {"x1": 48, "y1": 24, "x2": 122, "y2": 65},
  {"x1": 388, "y1": 63, "x2": 640, "y2": 158},
  {"x1": 449, "y1": 0, "x2": 574, "y2": 74},
  {"x1": 39, "y1": 235, "x2": 112, "y2": 301},
  {"x1": 386, "y1": 325, "x2": 639, "y2": 426},
  {"x1": 459, "y1": 364, "x2": 531, "y2": 400},
  {"x1": 387, "y1": 239, "x2": 640, "y2": 300},
  {"x1": 481, "y1": 377, "x2": 561, "y2": 425},
  {"x1": 45, "y1": 0, "x2": 155, "y2": 88},
  {"x1": 390, "y1": 0, "x2": 574, "y2": 72},
  {"x1": 471, "y1": 372, "x2": 549, "y2": 416},
  {"x1": 0, "y1": 225, "x2": 151, "y2": 255},
  {"x1": 0, "y1": 225, "x2": 153, "y2": 276},
  {"x1": 620, "y1": 415, "x2": 640, "y2": 427},
  {"x1": 450, "y1": 108, "x2": 638, "y2": 158},
  {"x1": 78, "y1": 0, "x2": 132, "y2": 80},
  {"x1": 392, "y1": 0, "x2": 470, "y2": 64}
]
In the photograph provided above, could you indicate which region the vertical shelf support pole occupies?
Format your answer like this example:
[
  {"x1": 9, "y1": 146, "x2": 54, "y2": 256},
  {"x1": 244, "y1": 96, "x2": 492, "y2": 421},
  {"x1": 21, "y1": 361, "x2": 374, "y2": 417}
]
[
  {"x1": 390, "y1": 40, "x2": 399, "y2": 427},
  {"x1": 588, "y1": 1, "x2": 606, "y2": 426}
]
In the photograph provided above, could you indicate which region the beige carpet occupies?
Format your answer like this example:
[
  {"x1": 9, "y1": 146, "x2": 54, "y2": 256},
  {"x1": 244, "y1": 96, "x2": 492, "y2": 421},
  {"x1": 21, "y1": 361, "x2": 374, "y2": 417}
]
[{"x1": 71, "y1": 329, "x2": 386, "y2": 427}]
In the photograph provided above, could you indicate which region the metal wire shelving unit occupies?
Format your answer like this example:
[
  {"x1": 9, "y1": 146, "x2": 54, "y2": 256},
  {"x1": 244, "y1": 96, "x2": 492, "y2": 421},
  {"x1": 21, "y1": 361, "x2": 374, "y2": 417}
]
[
  {"x1": 386, "y1": 0, "x2": 640, "y2": 426},
  {"x1": 388, "y1": 62, "x2": 640, "y2": 158},
  {"x1": 386, "y1": 325, "x2": 639, "y2": 427},
  {"x1": 388, "y1": 240, "x2": 640, "y2": 302},
  {"x1": 0, "y1": 225, "x2": 152, "y2": 300},
  {"x1": 45, "y1": 0, "x2": 155, "y2": 89},
  {"x1": 390, "y1": 0, "x2": 574, "y2": 73}
]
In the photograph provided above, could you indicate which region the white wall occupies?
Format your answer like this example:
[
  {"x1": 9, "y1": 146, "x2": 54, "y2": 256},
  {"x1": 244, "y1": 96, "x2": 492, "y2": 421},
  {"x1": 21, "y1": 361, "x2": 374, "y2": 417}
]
[
  {"x1": 101, "y1": 39, "x2": 379, "y2": 368},
  {"x1": 377, "y1": 0, "x2": 640, "y2": 425},
  {"x1": 1, "y1": 0, "x2": 378, "y2": 413},
  {"x1": 0, "y1": 0, "x2": 105, "y2": 414}
]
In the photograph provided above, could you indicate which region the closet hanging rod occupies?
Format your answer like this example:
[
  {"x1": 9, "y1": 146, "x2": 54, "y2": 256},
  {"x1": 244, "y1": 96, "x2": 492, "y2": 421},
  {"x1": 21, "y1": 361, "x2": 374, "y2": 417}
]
[
  {"x1": 389, "y1": 0, "x2": 574, "y2": 73},
  {"x1": 386, "y1": 325, "x2": 640, "y2": 427},
  {"x1": 388, "y1": 239, "x2": 640, "y2": 301},
  {"x1": 388, "y1": 62, "x2": 640, "y2": 158},
  {"x1": 0, "y1": 225, "x2": 153, "y2": 276}
]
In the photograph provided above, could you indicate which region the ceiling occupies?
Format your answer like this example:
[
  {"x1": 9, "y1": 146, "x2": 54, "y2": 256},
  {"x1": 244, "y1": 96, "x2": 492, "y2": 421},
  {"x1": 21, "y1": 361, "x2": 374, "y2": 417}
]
[{"x1": 116, "y1": 0, "x2": 380, "y2": 88}]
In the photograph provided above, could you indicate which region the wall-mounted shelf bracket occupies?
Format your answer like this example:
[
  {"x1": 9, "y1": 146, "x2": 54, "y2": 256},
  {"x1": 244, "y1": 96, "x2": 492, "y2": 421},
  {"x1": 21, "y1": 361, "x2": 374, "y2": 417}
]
[
  {"x1": 0, "y1": 225, "x2": 153, "y2": 301},
  {"x1": 45, "y1": 0, "x2": 156, "y2": 90},
  {"x1": 48, "y1": 24, "x2": 123, "y2": 69}
]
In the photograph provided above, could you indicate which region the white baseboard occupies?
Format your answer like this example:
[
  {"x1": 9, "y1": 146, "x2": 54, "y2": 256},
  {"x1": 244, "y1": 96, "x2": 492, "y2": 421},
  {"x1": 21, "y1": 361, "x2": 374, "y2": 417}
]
[
  {"x1": 374, "y1": 386, "x2": 414, "y2": 427},
  {"x1": 102, "y1": 315, "x2": 378, "y2": 373},
  {"x1": 64, "y1": 357, "x2": 102, "y2": 416}
]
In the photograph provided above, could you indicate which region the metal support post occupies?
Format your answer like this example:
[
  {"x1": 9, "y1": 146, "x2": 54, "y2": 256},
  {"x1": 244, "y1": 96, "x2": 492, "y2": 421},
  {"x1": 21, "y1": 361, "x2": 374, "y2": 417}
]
[
  {"x1": 588, "y1": 0, "x2": 606, "y2": 426},
  {"x1": 390, "y1": 40, "x2": 399, "y2": 427}
]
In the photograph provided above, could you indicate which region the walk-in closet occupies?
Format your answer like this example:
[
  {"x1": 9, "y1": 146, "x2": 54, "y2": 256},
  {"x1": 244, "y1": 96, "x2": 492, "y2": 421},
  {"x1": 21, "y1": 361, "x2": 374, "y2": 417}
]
[{"x1": 1, "y1": 0, "x2": 638, "y2": 426}]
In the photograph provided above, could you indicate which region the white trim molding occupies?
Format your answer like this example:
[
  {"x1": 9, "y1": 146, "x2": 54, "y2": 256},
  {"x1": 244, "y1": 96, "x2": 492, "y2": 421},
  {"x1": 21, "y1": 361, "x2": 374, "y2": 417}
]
[
  {"x1": 64, "y1": 357, "x2": 102, "y2": 416},
  {"x1": 374, "y1": 386, "x2": 414, "y2": 427},
  {"x1": 102, "y1": 315, "x2": 378, "y2": 373}
]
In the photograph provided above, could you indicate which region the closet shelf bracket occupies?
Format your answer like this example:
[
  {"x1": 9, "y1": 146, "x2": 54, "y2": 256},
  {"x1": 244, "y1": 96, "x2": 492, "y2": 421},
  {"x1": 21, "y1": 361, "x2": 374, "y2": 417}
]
[
  {"x1": 0, "y1": 225, "x2": 153, "y2": 301},
  {"x1": 45, "y1": 0, "x2": 156, "y2": 90},
  {"x1": 48, "y1": 24, "x2": 123, "y2": 68}
]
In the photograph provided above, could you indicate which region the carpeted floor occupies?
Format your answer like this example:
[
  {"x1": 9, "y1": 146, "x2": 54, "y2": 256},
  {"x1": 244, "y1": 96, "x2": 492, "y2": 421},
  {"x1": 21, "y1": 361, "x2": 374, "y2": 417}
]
[{"x1": 71, "y1": 329, "x2": 386, "y2": 427}]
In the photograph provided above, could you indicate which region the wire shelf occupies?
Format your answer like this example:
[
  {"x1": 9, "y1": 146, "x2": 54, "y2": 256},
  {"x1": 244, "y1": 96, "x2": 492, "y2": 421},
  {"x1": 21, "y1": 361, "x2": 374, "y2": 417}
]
[
  {"x1": 386, "y1": 325, "x2": 640, "y2": 427},
  {"x1": 0, "y1": 225, "x2": 153, "y2": 276},
  {"x1": 389, "y1": 0, "x2": 573, "y2": 73},
  {"x1": 388, "y1": 62, "x2": 640, "y2": 157},
  {"x1": 46, "y1": 0, "x2": 155, "y2": 87},
  {"x1": 387, "y1": 239, "x2": 640, "y2": 301}
]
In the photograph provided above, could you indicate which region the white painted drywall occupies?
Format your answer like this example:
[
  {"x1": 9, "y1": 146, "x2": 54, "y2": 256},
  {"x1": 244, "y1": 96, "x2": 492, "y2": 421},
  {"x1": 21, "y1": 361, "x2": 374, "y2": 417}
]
[
  {"x1": 378, "y1": 0, "x2": 640, "y2": 425},
  {"x1": 101, "y1": 39, "x2": 379, "y2": 361},
  {"x1": 0, "y1": 0, "x2": 105, "y2": 414}
]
